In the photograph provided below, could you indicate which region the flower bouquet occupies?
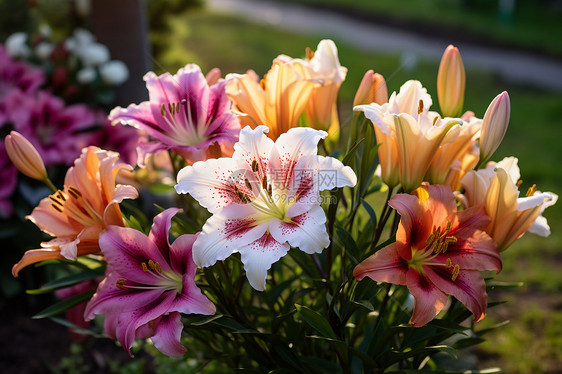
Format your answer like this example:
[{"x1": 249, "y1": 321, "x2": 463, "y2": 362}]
[{"x1": 5, "y1": 39, "x2": 557, "y2": 372}]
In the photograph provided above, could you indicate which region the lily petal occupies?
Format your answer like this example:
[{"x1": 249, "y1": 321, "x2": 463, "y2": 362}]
[
  {"x1": 425, "y1": 266, "x2": 488, "y2": 322},
  {"x1": 193, "y1": 214, "x2": 268, "y2": 267},
  {"x1": 269, "y1": 205, "x2": 329, "y2": 254},
  {"x1": 150, "y1": 312, "x2": 186, "y2": 357},
  {"x1": 99, "y1": 225, "x2": 172, "y2": 283},
  {"x1": 406, "y1": 269, "x2": 448, "y2": 327},
  {"x1": 353, "y1": 243, "x2": 408, "y2": 285},
  {"x1": 175, "y1": 157, "x2": 243, "y2": 214},
  {"x1": 238, "y1": 233, "x2": 290, "y2": 291}
]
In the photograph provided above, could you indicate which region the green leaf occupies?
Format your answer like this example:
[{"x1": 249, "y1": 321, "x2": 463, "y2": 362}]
[
  {"x1": 26, "y1": 270, "x2": 102, "y2": 295},
  {"x1": 50, "y1": 316, "x2": 103, "y2": 338},
  {"x1": 342, "y1": 138, "x2": 364, "y2": 166},
  {"x1": 354, "y1": 300, "x2": 375, "y2": 312},
  {"x1": 426, "y1": 319, "x2": 469, "y2": 335},
  {"x1": 360, "y1": 199, "x2": 377, "y2": 232},
  {"x1": 475, "y1": 320, "x2": 510, "y2": 336},
  {"x1": 183, "y1": 314, "x2": 224, "y2": 326},
  {"x1": 33, "y1": 290, "x2": 96, "y2": 319},
  {"x1": 301, "y1": 356, "x2": 343, "y2": 374},
  {"x1": 387, "y1": 344, "x2": 458, "y2": 365},
  {"x1": 148, "y1": 182, "x2": 175, "y2": 194},
  {"x1": 335, "y1": 225, "x2": 360, "y2": 262},
  {"x1": 271, "y1": 343, "x2": 308, "y2": 373},
  {"x1": 452, "y1": 337, "x2": 486, "y2": 349},
  {"x1": 75, "y1": 256, "x2": 106, "y2": 270},
  {"x1": 295, "y1": 304, "x2": 338, "y2": 340},
  {"x1": 212, "y1": 317, "x2": 261, "y2": 334}
]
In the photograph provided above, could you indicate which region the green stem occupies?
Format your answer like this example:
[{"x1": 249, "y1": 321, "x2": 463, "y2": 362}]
[
  {"x1": 43, "y1": 177, "x2": 58, "y2": 193},
  {"x1": 373, "y1": 284, "x2": 393, "y2": 337},
  {"x1": 370, "y1": 187, "x2": 394, "y2": 251}
]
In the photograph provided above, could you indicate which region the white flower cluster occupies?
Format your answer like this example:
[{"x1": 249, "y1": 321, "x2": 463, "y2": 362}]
[
  {"x1": 64, "y1": 29, "x2": 129, "y2": 86},
  {"x1": 4, "y1": 27, "x2": 129, "y2": 87}
]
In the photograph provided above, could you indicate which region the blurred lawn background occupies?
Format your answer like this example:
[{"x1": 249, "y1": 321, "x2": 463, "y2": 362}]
[{"x1": 154, "y1": 3, "x2": 562, "y2": 373}]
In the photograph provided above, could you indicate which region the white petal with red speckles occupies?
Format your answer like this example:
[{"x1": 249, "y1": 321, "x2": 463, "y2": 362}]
[
  {"x1": 238, "y1": 233, "x2": 290, "y2": 291},
  {"x1": 175, "y1": 157, "x2": 244, "y2": 214},
  {"x1": 269, "y1": 205, "x2": 329, "y2": 254},
  {"x1": 193, "y1": 213, "x2": 268, "y2": 267}
]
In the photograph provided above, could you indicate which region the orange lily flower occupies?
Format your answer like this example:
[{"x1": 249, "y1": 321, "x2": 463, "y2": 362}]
[
  {"x1": 460, "y1": 157, "x2": 557, "y2": 251},
  {"x1": 12, "y1": 146, "x2": 138, "y2": 276},
  {"x1": 226, "y1": 61, "x2": 321, "y2": 140}
]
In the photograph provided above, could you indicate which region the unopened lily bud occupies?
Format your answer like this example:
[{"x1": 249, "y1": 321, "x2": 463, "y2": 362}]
[
  {"x1": 353, "y1": 70, "x2": 388, "y2": 106},
  {"x1": 4, "y1": 131, "x2": 47, "y2": 182},
  {"x1": 205, "y1": 67, "x2": 221, "y2": 86},
  {"x1": 437, "y1": 45, "x2": 465, "y2": 117},
  {"x1": 479, "y1": 91, "x2": 510, "y2": 164}
]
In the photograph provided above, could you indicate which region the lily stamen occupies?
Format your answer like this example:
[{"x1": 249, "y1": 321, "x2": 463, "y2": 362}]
[{"x1": 526, "y1": 184, "x2": 537, "y2": 197}]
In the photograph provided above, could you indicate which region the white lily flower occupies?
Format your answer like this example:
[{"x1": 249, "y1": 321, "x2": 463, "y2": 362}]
[{"x1": 175, "y1": 126, "x2": 357, "y2": 290}]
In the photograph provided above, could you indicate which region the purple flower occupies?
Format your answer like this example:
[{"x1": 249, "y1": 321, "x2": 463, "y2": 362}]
[
  {"x1": 109, "y1": 64, "x2": 240, "y2": 166},
  {"x1": 90, "y1": 113, "x2": 140, "y2": 166},
  {"x1": 0, "y1": 45, "x2": 45, "y2": 123},
  {"x1": 6, "y1": 90, "x2": 98, "y2": 166},
  {"x1": 84, "y1": 208, "x2": 216, "y2": 357},
  {"x1": 0, "y1": 141, "x2": 18, "y2": 217}
]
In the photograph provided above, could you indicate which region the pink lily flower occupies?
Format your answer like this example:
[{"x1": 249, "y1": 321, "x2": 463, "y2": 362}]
[
  {"x1": 109, "y1": 64, "x2": 240, "y2": 166},
  {"x1": 84, "y1": 208, "x2": 216, "y2": 357},
  {"x1": 175, "y1": 126, "x2": 357, "y2": 290},
  {"x1": 354, "y1": 184, "x2": 501, "y2": 327}
]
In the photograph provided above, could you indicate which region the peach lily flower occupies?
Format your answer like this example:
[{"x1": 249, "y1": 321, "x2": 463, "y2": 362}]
[
  {"x1": 426, "y1": 113, "x2": 481, "y2": 186},
  {"x1": 355, "y1": 80, "x2": 460, "y2": 192},
  {"x1": 226, "y1": 61, "x2": 321, "y2": 140},
  {"x1": 354, "y1": 184, "x2": 501, "y2": 327},
  {"x1": 12, "y1": 147, "x2": 138, "y2": 276},
  {"x1": 460, "y1": 157, "x2": 557, "y2": 251},
  {"x1": 276, "y1": 39, "x2": 348, "y2": 133}
]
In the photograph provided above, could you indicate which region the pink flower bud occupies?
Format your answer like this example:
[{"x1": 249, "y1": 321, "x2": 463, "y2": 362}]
[
  {"x1": 4, "y1": 131, "x2": 48, "y2": 182},
  {"x1": 437, "y1": 45, "x2": 465, "y2": 117},
  {"x1": 205, "y1": 67, "x2": 221, "y2": 86},
  {"x1": 479, "y1": 91, "x2": 510, "y2": 163},
  {"x1": 353, "y1": 70, "x2": 388, "y2": 106}
]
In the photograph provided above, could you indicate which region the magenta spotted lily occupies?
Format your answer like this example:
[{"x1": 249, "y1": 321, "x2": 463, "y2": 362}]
[
  {"x1": 109, "y1": 64, "x2": 240, "y2": 165},
  {"x1": 175, "y1": 126, "x2": 357, "y2": 290},
  {"x1": 84, "y1": 208, "x2": 216, "y2": 357}
]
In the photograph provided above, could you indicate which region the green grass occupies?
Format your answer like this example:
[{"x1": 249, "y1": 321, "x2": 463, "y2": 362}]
[
  {"x1": 287, "y1": 0, "x2": 562, "y2": 57},
  {"x1": 152, "y1": 8, "x2": 562, "y2": 371}
]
